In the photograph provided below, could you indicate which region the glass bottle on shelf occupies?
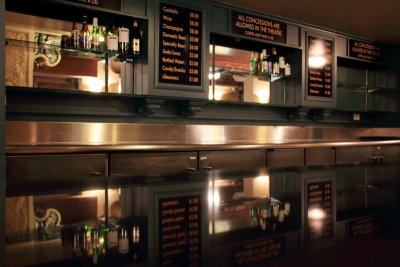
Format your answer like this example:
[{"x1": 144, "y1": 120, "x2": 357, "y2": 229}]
[
  {"x1": 279, "y1": 53, "x2": 286, "y2": 75},
  {"x1": 256, "y1": 52, "x2": 262, "y2": 76},
  {"x1": 261, "y1": 49, "x2": 268, "y2": 77},
  {"x1": 71, "y1": 21, "x2": 80, "y2": 49},
  {"x1": 249, "y1": 51, "x2": 257, "y2": 76},
  {"x1": 106, "y1": 21, "x2": 119, "y2": 52},
  {"x1": 91, "y1": 17, "x2": 100, "y2": 51},
  {"x1": 271, "y1": 47, "x2": 280, "y2": 75},
  {"x1": 118, "y1": 24, "x2": 130, "y2": 54},
  {"x1": 131, "y1": 19, "x2": 141, "y2": 55},
  {"x1": 284, "y1": 57, "x2": 292, "y2": 77},
  {"x1": 80, "y1": 15, "x2": 91, "y2": 50},
  {"x1": 98, "y1": 25, "x2": 106, "y2": 52}
]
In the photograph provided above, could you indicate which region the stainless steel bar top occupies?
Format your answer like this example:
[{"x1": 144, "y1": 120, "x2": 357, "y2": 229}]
[{"x1": 6, "y1": 140, "x2": 400, "y2": 154}]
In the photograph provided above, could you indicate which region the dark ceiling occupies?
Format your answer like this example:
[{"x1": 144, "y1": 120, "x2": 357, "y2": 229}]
[{"x1": 215, "y1": 0, "x2": 400, "y2": 45}]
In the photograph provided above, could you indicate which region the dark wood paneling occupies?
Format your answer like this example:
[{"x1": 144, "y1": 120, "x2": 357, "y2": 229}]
[
  {"x1": 305, "y1": 147, "x2": 335, "y2": 166},
  {"x1": 336, "y1": 146, "x2": 374, "y2": 164},
  {"x1": 110, "y1": 152, "x2": 198, "y2": 177},
  {"x1": 267, "y1": 148, "x2": 304, "y2": 167},
  {"x1": 199, "y1": 150, "x2": 266, "y2": 170}
]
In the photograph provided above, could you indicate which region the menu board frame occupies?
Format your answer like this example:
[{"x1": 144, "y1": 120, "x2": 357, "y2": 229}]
[
  {"x1": 305, "y1": 31, "x2": 336, "y2": 104},
  {"x1": 155, "y1": 0, "x2": 206, "y2": 93},
  {"x1": 303, "y1": 174, "x2": 336, "y2": 249}
]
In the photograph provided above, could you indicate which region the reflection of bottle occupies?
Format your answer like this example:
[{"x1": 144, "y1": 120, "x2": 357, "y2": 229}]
[
  {"x1": 71, "y1": 21, "x2": 80, "y2": 49},
  {"x1": 118, "y1": 25, "x2": 130, "y2": 53},
  {"x1": 131, "y1": 19, "x2": 141, "y2": 55},
  {"x1": 260, "y1": 200, "x2": 268, "y2": 230},
  {"x1": 80, "y1": 15, "x2": 91, "y2": 50},
  {"x1": 91, "y1": 17, "x2": 100, "y2": 51},
  {"x1": 131, "y1": 226, "x2": 140, "y2": 261},
  {"x1": 250, "y1": 52, "x2": 257, "y2": 76},
  {"x1": 118, "y1": 227, "x2": 129, "y2": 254},
  {"x1": 249, "y1": 202, "x2": 258, "y2": 226},
  {"x1": 91, "y1": 228, "x2": 100, "y2": 264}
]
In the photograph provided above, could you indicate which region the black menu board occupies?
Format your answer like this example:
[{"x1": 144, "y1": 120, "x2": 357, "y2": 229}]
[
  {"x1": 66, "y1": 0, "x2": 121, "y2": 11},
  {"x1": 307, "y1": 36, "x2": 333, "y2": 97},
  {"x1": 349, "y1": 39, "x2": 381, "y2": 62},
  {"x1": 307, "y1": 181, "x2": 332, "y2": 241},
  {"x1": 348, "y1": 216, "x2": 380, "y2": 238},
  {"x1": 233, "y1": 236, "x2": 285, "y2": 266},
  {"x1": 231, "y1": 11, "x2": 287, "y2": 44},
  {"x1": 159, "y1": 2, "x2": 202, "y2": 86},
  {"x1": 159, "y1": 195, "x2": 201, "y2": 267}
]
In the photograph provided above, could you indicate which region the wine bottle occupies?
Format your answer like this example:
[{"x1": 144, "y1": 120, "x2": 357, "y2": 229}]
[
  {"x1": 261, "y1": 49, "x2": 268, "y2": 77},
  {"x1": 91, "y1": 17, "x2": 100, "y2": 51},
  {"x1": 271, "y1": 47, "x2": 280, "y2": 75},
  {"x1": 71, "y1": 21, "x2": 80, "y2": 49},
  {"x1": 80, "y1": 15, "x2": 91, "y2": 50},
  {"x1": 118, "y1": 24, "x2": 130, "y2": 53},
  {"x1": 249, "y1": 52, "x2": 257, "y2": 76},
  {"x1": 131, "y1": 19, "x2": 141, "y2": 55},
  {"x1": 266, "y1": 49, "x2": 273, "y2": 74},
  {"x1": 98, "y1": 25, "x2": 106, "y2": 52},
  {"x1": 106, "y1": 22, "x2": 119, "y2": 52}
]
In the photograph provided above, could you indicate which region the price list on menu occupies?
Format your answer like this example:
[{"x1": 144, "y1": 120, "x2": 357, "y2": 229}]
[
  {"x1": 159, "y1": 3, "x2": 202, "y2": 86},
  {"x1": 307, "y1": 36, "x2": 333, "y2": 97},
  {"x1": 307, "y1": 181, "x2": 332, "y2": 241},
  {"x1": 159, "y1": 195, "x2": 201, "y2": 267}
]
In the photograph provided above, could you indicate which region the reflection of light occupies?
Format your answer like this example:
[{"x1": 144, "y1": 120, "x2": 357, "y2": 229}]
[
  {"x1": 82, "y1": 190, "x2": 104, "y2": 197},
  {"x1": 308, "y1": 56, "x2": 327, "y2": 68},
  {"x1": 308, "y1": 207, "x2": 325, "y2": 220},
  {"x1": 244, "y1": 176, "x2": 270, "y2": 198},
  {"x1": 82, "y1": 77, "x2": 103, "y2": 92},
  {"x1": 310, "y1": 40, "x2": 325, "y2": 56},
  {"x1": 255, "y1": 175, "x2": 269, "y2": 183},
  {"x1": 255, "y1": 89, "x2": 270, "y2": 104},
  {"x1": 208, "y1": 188, "x2": 220, "y2": 205},
  {"x1": 214, "y1": 90, "x2": 222, "y2": 100},
  {"x1": 208, "y1": 72, "x2": 221, "y2": 80},
  {"x1": 253, "y1": 78, "x2": 270, "y2": 104}
]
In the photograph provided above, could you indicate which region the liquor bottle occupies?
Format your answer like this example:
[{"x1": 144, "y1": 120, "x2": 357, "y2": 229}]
[
  {"x1": 284, "y1": 58, "x2": 292, "y2": 76},
  {"x1": 98, "y1": 25, "x2": 106, "y2": 52},
  {"x1": 80, "y1": 15, "x2": 91, "y2": 50},
  {"x1": 71, "y1": 21, "x2": 80, "y2": 49},
  {"x1": 271, "y1": 47, "x2": 280, "y2": 75},
  {"x1": 91, "y1": 228, "x2": 100, "y2": 264},
  {"x1": 249, "y1": 52, "x2": 257, "y2": 76},
  {"x1": 91, "y1": 17, "x2": 100, "y2": 51},
  {"x1": 279, "y1": 54, "x2": 286, "y2": 75},
  {"x1": 106, "y1": 22, "x2": 119, "y2": 52},
  {"x1": 266, "y1": 49, "x2": 273, "y2": 74},
  {"x1": 256, "y1": 52, "x2": 262, "y2": 76},
  {"x1": 118, "y1": 24, "x2": 130, "y2": 53},
  {"x1": 261, "y1": 49, "x2": 268, "y2": 77},
  {"x1": 131, "y1": 19, "x2": 141, "y2": 55}
]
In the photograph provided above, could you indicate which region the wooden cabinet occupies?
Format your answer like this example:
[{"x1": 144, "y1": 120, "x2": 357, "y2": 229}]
[
  {"x1": 267, "y1": 148, "x2": 304, "y2": 167},
  {"x1": 305, "y1": 147, "x2": 335, "y2": 166}
]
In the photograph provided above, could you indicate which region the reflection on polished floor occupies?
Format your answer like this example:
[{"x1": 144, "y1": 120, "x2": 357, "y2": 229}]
[{"x1": 267, "y1": 232, "x2": 400, "y2": 267}]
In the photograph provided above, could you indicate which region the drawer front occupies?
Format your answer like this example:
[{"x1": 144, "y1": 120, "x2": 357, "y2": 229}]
[
  {"x1": 199, "y1": 150, "x2": 266, "y2": 170},
  {"x1": 6, "y1": 154, "x2": 106, "y2": 194},
  {"x1": 336, "y1": 146, "x2": 374, "y2": 164},
  {"x1": 267, "y1": 148, "x2": 304, "y2": 167},
  {"x1": 110, "y1": 152, "x2": 198, "y2": 177},
  {"x1": 306, "y1": 148, "x2": 335, "y2": 166}
]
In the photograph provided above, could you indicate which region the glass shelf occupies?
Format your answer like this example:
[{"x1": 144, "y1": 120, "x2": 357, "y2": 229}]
[{"x1": 6, "y1": 38, "x2": 143, "y2": 63}]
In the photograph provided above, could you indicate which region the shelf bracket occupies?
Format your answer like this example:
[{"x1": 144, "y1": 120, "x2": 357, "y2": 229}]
[
  {"x1": 135, "y1": 98, "x2": 164, "y2": 115},
  {"x1": 176, "y1": 100, "x2": 205, "y2": 117}
]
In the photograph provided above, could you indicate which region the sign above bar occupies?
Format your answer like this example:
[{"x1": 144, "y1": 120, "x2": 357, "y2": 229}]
[
  {"x1": 159, "y1": 2, "x2": 202, "y2": 86},
  {"x1": 349, "y1": 39, "x2": 381, "y2": 62},
  {"x1": 66, "y1": 0, "x2": 121, "y2": 11},
  {"x1": 231, "y1": 11, "x2": 287, "y2": 44}
]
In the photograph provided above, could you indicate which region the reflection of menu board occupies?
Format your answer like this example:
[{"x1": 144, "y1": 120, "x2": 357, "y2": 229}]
[
  {"x1": 348, "y1": 216, "x2": 380, "y2": 238},
  {"x1": 231, "y1": 11, "x2": 287, "y2": 44},
  {"x1": 307, "y1": 36, "x2": 333, "y2": 97},
  {"x1": 159, "y1": 2, "x2": 202, "y2": 86},
  {"x1": 349, "y1": 39, "x2": 381, "y2": 62},
  {"x1": 307, "y1": 181, "x2": 332, "y2": 241},
  {"x1": 233, "y1": 236, "x2": 285, "y2": 266},
  {"x1": 159, "y1": 195, "x2": 201, "y2": 267}
]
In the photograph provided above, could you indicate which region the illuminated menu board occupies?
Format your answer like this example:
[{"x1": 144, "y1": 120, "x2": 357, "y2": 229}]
[
  {"x1": 159, "y1": 195, "x2": 201, "y2": 267},
  {"x1": 349, "y1": 39, "x2": 381, "y2": 62},
  {"x1": 231, "y1": 11, "x2": 287, "y2": 44},
  {"x1": 307, "y1": 36, "x2": 333, "y2": 98},
  {"x1": 307, "y1": 181, "x2": 332, "y2": 241},
  {"x1": 159, "y1": 2, "x2": 202, "y2": 86}
]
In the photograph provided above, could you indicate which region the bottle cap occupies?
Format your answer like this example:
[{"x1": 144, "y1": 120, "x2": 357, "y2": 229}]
[{"x1": 93, "y1": 17, "x2": 98, "y2": 27}]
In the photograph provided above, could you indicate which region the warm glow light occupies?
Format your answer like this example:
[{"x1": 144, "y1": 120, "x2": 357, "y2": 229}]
[
  {"x1": 82, "y1": 77, "x2": 103, "y2": 92},
  {"x1": 208, "y1": 188, "x2": 220, "y2": 205},
  {"x1": 308, "y1": 56, "x2": 327, "y2": 68},
  {"x1": 208, "y1": 72, "x2": 221, "y2": 80},
  {"x1": 255, "y1": 89, "x2": 270, "y2": 104},
  {"x1": 82, "y1": 190, "x2": 104, "y2": 197},
  {"x1": 214, "y1": 90, "x2": 222, "y2": 100},
  {"x1": 308, "y1": 207, "x2": 325, "y2": 220}
]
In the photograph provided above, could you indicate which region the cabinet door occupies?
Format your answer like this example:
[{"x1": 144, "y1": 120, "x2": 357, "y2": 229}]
[
  {"x1": 337, "y1": 66, "x2": 366, "y2": 111},
  {"x1": 336, "y1": 146, "x2": 374, "y2": 164},
  {"x1": 305, "y1": 147, "x2": 335, "y2": 166},
  {"x1": 110, "y1": 152, "x2": 198, "y2": 177},
  {"x1": 267, "y1": 148, "x2": 304, "y2": 167},
  {"x1": 6, "y1": 154, "x2": 106, "y2": 195},
  {"x1": 199, "y1": 150, "x2": 266, "y2": 170}
]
